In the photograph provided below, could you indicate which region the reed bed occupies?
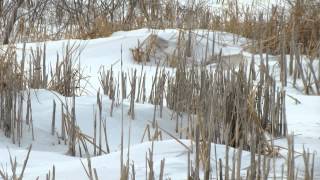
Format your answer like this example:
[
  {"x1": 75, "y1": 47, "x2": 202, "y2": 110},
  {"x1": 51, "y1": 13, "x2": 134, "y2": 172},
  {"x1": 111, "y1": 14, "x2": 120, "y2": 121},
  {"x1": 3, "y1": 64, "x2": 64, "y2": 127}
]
[
  {"x1": 0, "y1": 0, "x2": 319, "y2": 179},
  {"x1": 0, "y1": 46, "x2": 27, "y2": 145}
]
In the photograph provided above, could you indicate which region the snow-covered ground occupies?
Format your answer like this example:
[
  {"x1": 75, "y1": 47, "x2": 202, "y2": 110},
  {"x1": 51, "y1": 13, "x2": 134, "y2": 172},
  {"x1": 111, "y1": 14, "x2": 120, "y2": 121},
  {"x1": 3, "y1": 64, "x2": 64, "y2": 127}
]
[{"x1": 0, "y1": 28, "x2": 319, "y2": 179}]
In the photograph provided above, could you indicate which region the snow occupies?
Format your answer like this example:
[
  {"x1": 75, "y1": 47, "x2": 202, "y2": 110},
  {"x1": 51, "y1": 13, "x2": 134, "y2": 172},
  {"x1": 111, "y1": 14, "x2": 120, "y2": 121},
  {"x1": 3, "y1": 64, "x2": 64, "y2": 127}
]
[
  {"x1": 0, "y1": 140, "x2": 250, "y2": 179},
  {"x1": 0, "y1": 27, "x2": 319, "y2": 179}
]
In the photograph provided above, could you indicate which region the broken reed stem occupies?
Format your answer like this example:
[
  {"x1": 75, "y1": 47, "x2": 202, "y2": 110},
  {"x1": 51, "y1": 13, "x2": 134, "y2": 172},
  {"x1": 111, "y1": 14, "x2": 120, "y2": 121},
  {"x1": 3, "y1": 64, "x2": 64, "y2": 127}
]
[{"x1": 51, "y1": 100, "x2": 56, "y2": 136}]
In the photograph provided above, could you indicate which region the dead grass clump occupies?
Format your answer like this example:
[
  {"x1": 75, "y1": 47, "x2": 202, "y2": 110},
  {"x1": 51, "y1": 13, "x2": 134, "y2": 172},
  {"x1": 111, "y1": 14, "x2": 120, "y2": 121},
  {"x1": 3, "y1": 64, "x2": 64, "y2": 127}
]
[
  {"x1": 130, "y1": 30, "x2": 198, "y2": 67},
  {"x1": 130, "y1": 34, "x2": 162, "y2": 64},
  {"x1": 78, "y1": 16, "x2": 114, "y2": 40},
  {"x1": 131, "y1": 45, "x2": 148, "y2": 63},
  {"x1": 28, "y1": 44, "x2": 48, "y2": 89},
  {"x1": 99, "y1": 67, "x2": 116, "y2": 99},
  {"x1": 48, "y1": 43, "x2": 86, "y2": 97}
]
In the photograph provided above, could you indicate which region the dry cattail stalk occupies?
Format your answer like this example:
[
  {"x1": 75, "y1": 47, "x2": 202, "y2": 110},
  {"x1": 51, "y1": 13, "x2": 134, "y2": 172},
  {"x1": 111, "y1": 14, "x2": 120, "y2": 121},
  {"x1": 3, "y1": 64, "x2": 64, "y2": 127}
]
[
  {"x1": 128, "y1": 69, "x2": 137, "y2": 120},
  {"x1": 51, "y1": 100, "x2": 56, "y2": 136}
]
